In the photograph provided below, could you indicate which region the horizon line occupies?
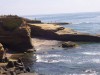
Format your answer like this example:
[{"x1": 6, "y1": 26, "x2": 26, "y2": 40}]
[
  {"x1": 21, "y1": 11, "x2": 100, "y2": 17},
  {"x1": 0, "y1": 11, "x2": 100, "y2": 17}
]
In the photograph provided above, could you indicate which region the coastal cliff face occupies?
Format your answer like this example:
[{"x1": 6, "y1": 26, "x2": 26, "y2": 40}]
[
  {"x1": 1, "y1": 15, "x2": 100, "y2": 52},
  {"x1": 30, "y1": 24, "x2": 100, "y2": 42},
  {"x1": 0, "y1": 16, "x2": 33, "y2": 51},
  {"x1": 30, "y1": 24, "x2": 58, "y2": 39},
  {"x1": 29, "y1": 23, "x2": 79, "y2": 39}
]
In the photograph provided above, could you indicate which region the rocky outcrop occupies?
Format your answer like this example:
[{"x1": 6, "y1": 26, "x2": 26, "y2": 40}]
[
  {"x1": 62, "y1": 41, "x2": 78, "y2": 48},
  {"x1": 58, "y1": 34, "x2": 100, "y2": 42},
  {"x1": 0, "y1": 16, "x2": 33, "y2": 51},
  {"x1": 0, "y1": 58, "x2": 31, "y2": 75},
  {"x1": 29, "y1": 24, "x2": 100, "y2": 42},
  {"x1": 30, "y1": 24, "x2": 58, "y2": 39},
  {"x1": 0, "y1": 27, "x2": 33, "y2": 51}
]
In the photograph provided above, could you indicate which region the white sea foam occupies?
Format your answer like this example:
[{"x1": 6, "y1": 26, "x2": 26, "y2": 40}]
[
  {"x1": 36, "y1": 54, "x2": 61, "y2": 63},
  {"x1": 73, "y1": 22, "x2": 93, "y2": 25},
  {"x1": 36, "y1": 54, "x2": 72, "y2": 63},
  {"x1": 81, "y1": 52, "x2": 100, "y2": 55},
  {"x1": 92, "y1": 59, "x2": 100, "y2": 63}
]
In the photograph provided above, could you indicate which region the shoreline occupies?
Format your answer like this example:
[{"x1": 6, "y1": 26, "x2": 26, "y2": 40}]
[{"x1": 1, "y1": 15, "x2": 100, "y2": 75}]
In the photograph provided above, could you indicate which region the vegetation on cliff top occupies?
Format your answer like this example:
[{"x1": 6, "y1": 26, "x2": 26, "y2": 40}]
[
  {"x1": 0, "y1": 15, "x2": 23, "y2": 31},
  {"x1": 0, "y1": 15, "x2": 41, "y2": 31},
  {"x1": 0, "y1": 15, "x2": 34, "y2": 50}
]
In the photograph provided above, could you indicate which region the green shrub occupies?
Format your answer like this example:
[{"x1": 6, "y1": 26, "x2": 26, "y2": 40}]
[{"x1": 0, "y1": 18, "x2": 23, "y2": 31}]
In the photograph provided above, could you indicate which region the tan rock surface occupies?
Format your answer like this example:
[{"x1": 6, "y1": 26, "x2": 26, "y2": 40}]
[
  {"x1": 30, "y1": 23, "x2": 79, "y2": 35},
  {"x1": 30, "y1": 23, "x2": 100, "y2": 42}
]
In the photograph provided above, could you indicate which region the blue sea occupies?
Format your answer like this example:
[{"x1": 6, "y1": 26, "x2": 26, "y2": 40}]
[{"x1": 24, "y1": 12, "x2": 100, "y2": 75}]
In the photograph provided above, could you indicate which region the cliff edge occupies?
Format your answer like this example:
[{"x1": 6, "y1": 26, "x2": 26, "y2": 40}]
[{"x1": 29, "y1": 23, "x2": 100, "y2": 42}]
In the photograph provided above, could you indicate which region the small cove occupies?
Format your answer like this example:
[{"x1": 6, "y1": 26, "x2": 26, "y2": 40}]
[{"x1": 23, "y1": 12, "x2": 100, "y2": 75}]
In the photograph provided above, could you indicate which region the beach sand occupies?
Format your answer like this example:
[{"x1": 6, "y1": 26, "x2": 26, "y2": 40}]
[{"x1": 32, "y1": 38, "x2": 62, "y2": 50}]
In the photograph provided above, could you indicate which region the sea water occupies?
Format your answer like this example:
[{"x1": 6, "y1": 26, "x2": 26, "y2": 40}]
[{"x1": 24, "y1": 12, "x2": 100, "y2": 75}]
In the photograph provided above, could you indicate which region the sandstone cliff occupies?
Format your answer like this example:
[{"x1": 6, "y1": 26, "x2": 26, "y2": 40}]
[
  {"x1": 0, "y1": 15, "x2": 33, "y2": 51},
  {"x1": 29, "y1": 24, "x2": 100, "y2": 42}
]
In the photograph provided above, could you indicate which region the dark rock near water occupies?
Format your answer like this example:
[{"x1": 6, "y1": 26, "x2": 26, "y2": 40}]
[
  {"x1": 0, "y1": 58, "x2": 31, "y2": 75},
  {"x1": 26, "y1": 67, "x2": 30, "y2": 72},
  {"x1": 62, "y1": 41, "x2": 78, "y2": 48}
]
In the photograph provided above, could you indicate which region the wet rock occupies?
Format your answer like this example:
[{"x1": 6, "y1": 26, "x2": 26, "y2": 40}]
[
  {"x1": 58, "y1": 46, "x2": 61, "y2": 47},
  {"x1": 14, "y1": 59, "x2": 25, "y2": 72},
  {"x1": 62, "y1": 41, "x2": 78, "y2": 48},
  {"x1": 26, "y1": 67, "x2": 30, "y2": 72},
  {"x1": 52, "y1": 48, "x2": 54, "y2": 49},
  {"x1": 26, "y1": 50, "x2": 35, "y2": 53},
  {"x1": 0, "y1": 58, "x2": 31, "y2": 75}
]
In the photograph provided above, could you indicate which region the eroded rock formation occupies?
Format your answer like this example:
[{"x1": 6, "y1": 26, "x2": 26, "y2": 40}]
[
  {"x1": 29, "y1": 23, "x2": 100, "y2": 42},
  {"x1": 0, "y1": 16, "x2": 33, "y2": 51}
]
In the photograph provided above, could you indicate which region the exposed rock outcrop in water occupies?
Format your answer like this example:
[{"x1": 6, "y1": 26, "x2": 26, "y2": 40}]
[
  {"x1": 0, "y1": 15, "x2": 33, "y2": 51},
  {"x1": 30, "y1": 24, "x2": 100, "y2": 42},
  {"x1": 62, "y1": 41, "x2": 78, "y2": 48}
]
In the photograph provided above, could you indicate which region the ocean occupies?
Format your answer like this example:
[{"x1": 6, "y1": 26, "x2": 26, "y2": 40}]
[{"x1": 24, "y1": 12, "x2": 100, "y2": 75}]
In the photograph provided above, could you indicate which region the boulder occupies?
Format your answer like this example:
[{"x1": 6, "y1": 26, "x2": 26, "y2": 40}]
[{"x1": 62, "y1": 41, "x2": 78, "y2": 48}]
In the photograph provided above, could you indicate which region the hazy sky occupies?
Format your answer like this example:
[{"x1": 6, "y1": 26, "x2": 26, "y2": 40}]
[{"x1": 0, "y1": 0, "x2": 100, "y2": 15}]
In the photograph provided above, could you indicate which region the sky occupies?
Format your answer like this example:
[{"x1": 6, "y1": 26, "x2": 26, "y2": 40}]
[{"x1": 0, "y1": 0, "x2": 100, "y2": 15}]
